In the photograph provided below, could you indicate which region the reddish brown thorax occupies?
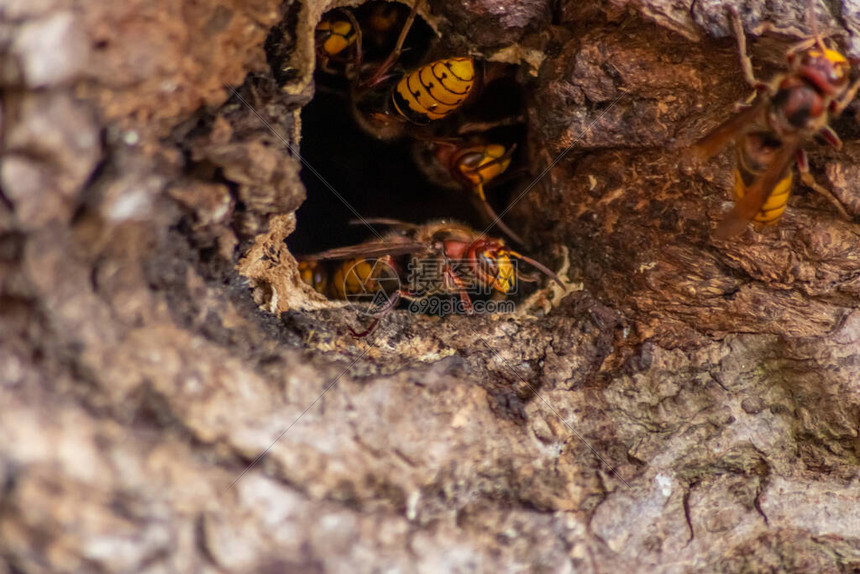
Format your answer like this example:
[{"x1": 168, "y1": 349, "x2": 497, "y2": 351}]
[
  {"x1": 439, "y1": 237, "x2": 468, "y2": 260},
  {"x1": 773, "y1": 75, "x2": 824, "y2": 129},
  {"x1": 464, "y1": 238, "x2": 503, "y2": 262}
]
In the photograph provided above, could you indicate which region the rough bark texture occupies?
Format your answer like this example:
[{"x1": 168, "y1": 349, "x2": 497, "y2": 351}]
[{"x1": 2, "y1": 0, "x2": 860, "y2": 572}]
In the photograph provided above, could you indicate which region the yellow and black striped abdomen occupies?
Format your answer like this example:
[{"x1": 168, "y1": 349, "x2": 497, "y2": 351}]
[
  {"x1": 392, "y1": 57, "x2": 475, "y2": 124},
  {"x1": 733, "y1": 132, "x2": 793, "y2": 225},
  {"x1": 333, "y1": 258, "x2": 400, "y2": 299},
  {"x1": 733, "y1": 165, "x2": 792, "y2": 225},
  {"x1": 316, "y1": 15, "x2": 357, "y2": 60},
  {"x1": 331, "y1": 258, "x2": 373, "y2": 299},
  {"x1": 300, "y1": 258, "x2": 399, "y2": 300},
  {"x1": 300, "y1": 259, "x2": 376, "y2": 299}
]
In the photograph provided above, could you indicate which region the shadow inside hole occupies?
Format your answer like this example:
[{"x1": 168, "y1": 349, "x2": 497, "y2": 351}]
[
  {"x1": 289, "y1": 0, "x2": 528, "y2": 257},
  {"x1": 289, "y1": 90, "x2": 485, "y2": 256}
]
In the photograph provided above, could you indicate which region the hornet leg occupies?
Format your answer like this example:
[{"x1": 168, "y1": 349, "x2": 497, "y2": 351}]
[{"x1": 796, "y1": 149, "x2": 850, "y2": 220}]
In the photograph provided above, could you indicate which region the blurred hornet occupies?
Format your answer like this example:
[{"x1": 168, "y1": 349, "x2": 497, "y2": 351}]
[
  {"x1": 298, "y1": 220, "x2": 561, "y2": 318},
  {"x1": 362, "y1": 1, "x2": 411, "y2": 51},
  {"x1": 413, "y1": 137, "x2": 524, "y2": 243},
  {"x1": 314, "y1": 9, "x2": 361, "y2": 75},
  {"x1": 314, "y1": 2, "x2": 415, "y2": 77},
  {"x1": 314, "y1": 1, "x2": 479, "y2": 138},
  {"x1": 692, "y1": 6, "x2": 859, "y2": 239}
]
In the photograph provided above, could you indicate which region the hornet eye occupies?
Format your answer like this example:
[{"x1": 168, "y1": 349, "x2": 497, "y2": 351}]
[
  {"x1": 480, "y1": 253, "x2": 498, "y2": 274},
  {"x1": 461, "y1": 153, "x2": 484, "y2": 168}
]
